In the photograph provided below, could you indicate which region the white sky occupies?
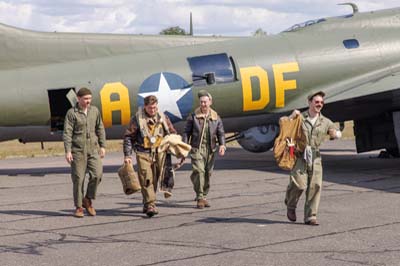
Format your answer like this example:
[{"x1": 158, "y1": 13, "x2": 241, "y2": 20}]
[{"x1": 0, "y1": 0, "x2": 399, "y2": 35}]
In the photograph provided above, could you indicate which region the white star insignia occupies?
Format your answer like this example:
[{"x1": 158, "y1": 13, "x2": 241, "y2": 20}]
[{"x1": 138, "y1": 73, "x2": 191, "y2": 119}]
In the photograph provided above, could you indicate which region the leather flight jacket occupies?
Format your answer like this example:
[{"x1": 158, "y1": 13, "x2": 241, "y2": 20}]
[
  {"x1": 183, "y1": 107, "x2": 225, "y2": 150},
  {"x1": 123, "y1": 109, "x2": 176, "y2": 156}
]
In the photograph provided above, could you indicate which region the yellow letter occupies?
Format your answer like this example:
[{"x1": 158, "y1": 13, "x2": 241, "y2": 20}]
[
  {"x1": 100, "y1": 82, "x2": 131, "y2": 128},
  {"x1": 273, "y1": 62, "x2": 299, "y2": 108},
  {"x1": 240, "y1": 66, "x2": 270, "y2": 111}
]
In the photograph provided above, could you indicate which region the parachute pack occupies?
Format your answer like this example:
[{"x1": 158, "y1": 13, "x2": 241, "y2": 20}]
[{"x1": 273, "y1": 115, "x2": 307, "y2": 170}]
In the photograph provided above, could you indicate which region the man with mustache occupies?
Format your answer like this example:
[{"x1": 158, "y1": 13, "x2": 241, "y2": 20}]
[
  {"x1": 285, "y1": 91, "x2": 341, "y2": 225},
  {"x1": 183, "y1": 90, "x2": 226, "y2": 209}
]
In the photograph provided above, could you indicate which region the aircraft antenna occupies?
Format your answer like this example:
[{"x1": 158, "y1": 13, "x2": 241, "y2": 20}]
[
  {"x1": 189, "y1": 12, "x2": 193, "y2": 36},
  {"x1": 338, "y1": 3, "x2": 359, "y2": 14}
]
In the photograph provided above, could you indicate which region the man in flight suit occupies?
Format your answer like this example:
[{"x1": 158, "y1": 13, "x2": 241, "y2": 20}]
[
  {"x1": 123, "y1": 95, "x2": 177, "y2": 217},
  {"x1": 63, "y1": 87, "x2": 106, "y2": 218},
  {"x1": 183, "y1": 90, "x2": 226, "y2": 209},
  {"x1": 285, "y1": 91, "x2": 341, "y2": 225}
]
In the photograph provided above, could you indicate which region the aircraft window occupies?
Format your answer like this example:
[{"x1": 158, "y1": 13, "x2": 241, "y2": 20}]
[
  {"x1": 283, "y1": 18, "x2": 326, "y2": 32},
  {"x1": 187, "y1": 53, "x2": 235, "y2": 86},
  {"x1": 343, "y1": 39, "x2": 359, "y2": 49}
]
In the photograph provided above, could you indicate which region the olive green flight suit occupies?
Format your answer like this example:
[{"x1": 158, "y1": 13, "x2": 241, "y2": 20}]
[
  {"x1": 63, "y1": 105, "x2": 106, "y2": 208},
  {"x1": 285, "y1": 112, "x2": 336, "y2": 222},
  {"x1": 190, "y1": 117, "x2": 216, "y2": 200}
]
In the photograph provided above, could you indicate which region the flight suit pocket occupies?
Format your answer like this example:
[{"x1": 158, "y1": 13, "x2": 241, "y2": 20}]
[{"x1": 312, "y1": 157, "x2": 323, "y2": 186}]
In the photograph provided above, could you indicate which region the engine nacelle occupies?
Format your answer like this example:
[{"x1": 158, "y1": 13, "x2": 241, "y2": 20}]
[{"x1": 237, "y1": 124, "x2": 279, "y2": 153}]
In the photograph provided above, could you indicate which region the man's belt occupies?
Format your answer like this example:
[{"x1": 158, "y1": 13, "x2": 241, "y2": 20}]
[{"x1": 135, "y1": 146, "x2": 152, "y2": 153}]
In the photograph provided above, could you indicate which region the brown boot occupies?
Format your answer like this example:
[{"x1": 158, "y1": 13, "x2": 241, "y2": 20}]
[
  {"x1": 146, "y1": 205, "x2": 158, "y2": 217},
  {"x1": 287, "y1": 208, "x2": 296, "y2": 222},
  {"x1": 74, "y1": 207, "x2": 84, "y2": 218},
  {"x1": 83, "y1": 197, "x2": 96, "y2": 216},
  {"x1": 197, "y1": 199, "x2": 205, "y2": 209}
]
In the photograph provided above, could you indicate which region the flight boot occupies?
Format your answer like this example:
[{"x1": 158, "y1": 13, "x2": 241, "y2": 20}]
[
  {"x1": 74, "y1": 207, "x2": 84, "y2": 218},
  {"x1": 146, "y1": 205, "x2": 159, "y2": 218},
  {"x1": 83, "y1": 197, "x2": 96, "y2": 216},
  {"x1": 287, "y1": 208, "x2": 296, "y2": 222}
]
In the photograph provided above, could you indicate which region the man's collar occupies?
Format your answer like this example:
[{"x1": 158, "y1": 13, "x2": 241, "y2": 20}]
[
  {"x1": 75, "y1": 104, "x2": 90, "y2": 112},
  {"x1": 194, "y1": 107, "x2": 218, "y2": 120},
  {"x1": 303, "y1": 110, "x2": 326, "y2": 122}
]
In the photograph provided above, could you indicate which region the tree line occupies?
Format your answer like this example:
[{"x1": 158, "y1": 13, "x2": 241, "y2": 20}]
[{"x1": 160, "y1": 26, "x2": 267, "y2": 36}]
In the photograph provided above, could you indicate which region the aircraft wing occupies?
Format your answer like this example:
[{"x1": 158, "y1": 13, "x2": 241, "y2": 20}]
[
  {"x1": 326, "y1": 72, "x2": 400, "y2": 104},
  {"x1": 319, "y1": 71, "x2": 400, "y2": 123}
]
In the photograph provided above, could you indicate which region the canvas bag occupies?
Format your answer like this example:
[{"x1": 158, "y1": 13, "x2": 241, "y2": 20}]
[
  {"x1": 117, "y1": 162, "x2": 142, "y2": 195},
  {"x1": 273, "y1": 115, "x2": 307, "y2": 170}
]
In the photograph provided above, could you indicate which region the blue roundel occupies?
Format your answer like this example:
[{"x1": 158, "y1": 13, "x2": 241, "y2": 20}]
[{"x1": 137, "y1": 72, "x2": 193, "y2": 123}]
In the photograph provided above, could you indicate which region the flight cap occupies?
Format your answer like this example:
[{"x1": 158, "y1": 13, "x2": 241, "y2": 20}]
[
  {"x1": 198, "y1": 90, "x2": 212, "y2": 99},
  {"x1": 307, "y1": 90, "x2": 325, "y2": 101},
  {"x1": 77, "y1": 87, "x2": 92, "y2": 97}
]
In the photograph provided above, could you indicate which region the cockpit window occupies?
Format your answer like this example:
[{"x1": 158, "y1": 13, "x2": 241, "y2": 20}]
[
  {"x1": 343, "y1": 39, "x2": 359, "y2": 49},
  {"x1": 187, "y1": 53, "x2": 236, "y2": 86},
  {"x1": 283, "y1": 18, "x2": 326, "y2": 32}
]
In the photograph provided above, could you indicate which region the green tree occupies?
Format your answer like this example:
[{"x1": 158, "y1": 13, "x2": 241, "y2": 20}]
[
  {"x1": 160, "y1": 26, "x2": 186, "y2": 35},
  {"x1": 253, "y1": 28, "x2": 267, "y2": 37}
]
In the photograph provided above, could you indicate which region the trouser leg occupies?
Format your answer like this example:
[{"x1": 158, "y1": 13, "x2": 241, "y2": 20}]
[
  {"x1": 136, "y1": 152, "x2": 156, "y2": 207},
  {"x1": 304, "y1": 158, "x2": 323, "y2": 221},
  {"x1": 153, "y1": 152, "x2": 166, "y2": 193},
  {"x1": 203, "y1": 151, "x2": 216, "y2": 198},
  {"x1": 285, "y1": 159, "x2": 307, "y2": 210},
  {"x1": 190, "y1": 150, "x2": 206, "y2": 200},
  {"x1": 86, "y1": 152, "x2": 103, "y2": 200},
  {"x1": 71, "y1": 152, "x2": 87, "y2": 208}
]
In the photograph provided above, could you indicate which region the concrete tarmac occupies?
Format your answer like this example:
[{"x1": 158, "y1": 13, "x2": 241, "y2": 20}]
[{"x1": 0, "y1": 140, "x2": 399, "y2": 266}]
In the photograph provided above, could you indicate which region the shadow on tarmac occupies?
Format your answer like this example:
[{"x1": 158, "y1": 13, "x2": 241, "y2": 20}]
[{"x1": 196, "y1": 216, "x2": 293, "y2": 225}]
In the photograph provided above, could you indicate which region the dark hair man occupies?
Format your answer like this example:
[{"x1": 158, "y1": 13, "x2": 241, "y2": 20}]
[
  {"x1": 63, "y1": 87, "x2": 106, "y2": 218},
  {"x1": 285, "y1": 91, "x2": 341, "y2": 225},
  {"x1": 123, "y1": 95, "x2": 177, "y2": 217}
]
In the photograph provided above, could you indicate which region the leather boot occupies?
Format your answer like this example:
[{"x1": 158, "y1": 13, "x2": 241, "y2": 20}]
[
  {"x1": 83, "y1": 197, "x2": 96, "y2": 216},
  {"x1": 287, "y1": 208, "x2": 296, "y2": 222}
]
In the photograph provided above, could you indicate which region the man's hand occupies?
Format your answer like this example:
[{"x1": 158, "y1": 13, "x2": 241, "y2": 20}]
[
  {"x1": 289, "y1": 109, "x2": 301, "y2": 119},
  {"x1": 328, "y1": 129, "x2": 342, "y2": 140},
  {"x1": 99, "y1": 147, "x2": 106, "y2": 158},
  {"x1": 219, "y1": 145, "x2": 226, "y2": 156},
  {"x1": 65, "y1": 152, "x2": 73, "y2": 164},
  {"x1": 124, "y1": 156, "x2": 132, "y2": 165}
]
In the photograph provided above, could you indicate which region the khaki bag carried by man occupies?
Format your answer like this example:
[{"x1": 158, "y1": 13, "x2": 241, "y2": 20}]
[
  {"x1": 273, "y1": 115, "x2": 307, "y2": 170},
  {"x1": 118, "y1": 162, "x2": 141, "y2": 195}
]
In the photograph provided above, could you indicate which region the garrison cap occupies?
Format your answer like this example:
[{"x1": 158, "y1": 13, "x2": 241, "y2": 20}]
[
  {"x1": 77, "y1": 87, "x2": 92, "y2": 97},
  {"x1": 198, "y1": 90, "x2": 212, "y2": 99},
  {"x1": 307, "y1": 90, "x2": 325, "y2": 101}
]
